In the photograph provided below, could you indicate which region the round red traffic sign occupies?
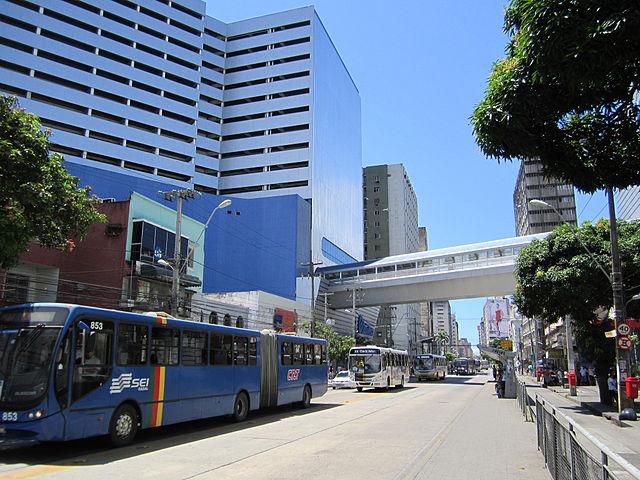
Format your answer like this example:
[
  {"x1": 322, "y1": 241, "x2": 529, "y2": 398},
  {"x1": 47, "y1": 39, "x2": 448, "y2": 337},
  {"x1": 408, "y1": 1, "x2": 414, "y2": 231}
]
[{"x1": 618, "y1": 335, "x2": 632, "y2": 350}]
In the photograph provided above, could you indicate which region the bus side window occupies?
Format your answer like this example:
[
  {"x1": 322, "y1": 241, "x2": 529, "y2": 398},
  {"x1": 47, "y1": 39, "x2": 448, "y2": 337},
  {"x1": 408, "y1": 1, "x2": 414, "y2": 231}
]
[
  {"x1": 210, "y1": 334, "x2": 227, "y2": 366},
  {"x1": 281, "y1": 341, "x2": 292, "y2": 365},
  {"x1": 305, "y1": 344, "x2": 313, "y2": 365},
  {"x1": 313, "y1": 344, "x2": 321, "y2": 365},
  {"x1": 248, "y1": 337, "x2": 257, "y2": 366},
  {"x1": 117, "y1": 323, "x2": 148, "y2": 366},
  {"x1": 234, "y1": 336, "x2": 248, "y2": 366},
  {"x1": 293, "y1": 343, "x2": 304, "y2": 365},
  {"x1": 150, "y1": 327, "x2": 179, "y2": 366},
  {"x1": 182, "y1": 330, "x2": 207, "y2": 366}
]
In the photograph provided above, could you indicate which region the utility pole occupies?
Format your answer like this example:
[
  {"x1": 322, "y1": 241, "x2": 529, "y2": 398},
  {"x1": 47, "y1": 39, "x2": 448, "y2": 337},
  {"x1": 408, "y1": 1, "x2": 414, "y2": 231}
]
[
  {"x1": 565, "y1": 316, "x2": 577, "y2": 395},
  {"x1": 301, "y1": 254, "x2": 322, "y2": 338},
  {"x1": 322, "y1": 292, "x2": 334, "y2": 325},
  {"x1": 607, "y1": 187, "x2": 633, "y2": 411},
  {"x1": 351, "y1": 287, "x2": 362, "y2": 343},
  {"x1": 159, "y1": 188, "x2": 197, "y2": 316}
]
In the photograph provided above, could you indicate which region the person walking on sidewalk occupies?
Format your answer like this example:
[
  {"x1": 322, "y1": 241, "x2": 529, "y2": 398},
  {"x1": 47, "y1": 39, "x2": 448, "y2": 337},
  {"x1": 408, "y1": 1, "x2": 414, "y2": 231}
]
[
  {"x1": 608, "y1": 373, "x2": 618, "y2": 405},
  {"x1": 580, "y1": 366, "x2": 588, "y2": 386}
]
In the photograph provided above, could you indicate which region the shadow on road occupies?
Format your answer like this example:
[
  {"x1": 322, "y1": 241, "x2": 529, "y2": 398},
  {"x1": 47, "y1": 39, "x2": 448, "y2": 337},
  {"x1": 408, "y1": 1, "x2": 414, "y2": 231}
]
[
  {"x1": 414, "y1": 375, "x2": 487, "y2": 386},
  {"x1": 353, "y1": 386, "x2": 417, "y2": 394},
  {"x1": 1, "y1": 402, "x2": 340, "y2": 467}
]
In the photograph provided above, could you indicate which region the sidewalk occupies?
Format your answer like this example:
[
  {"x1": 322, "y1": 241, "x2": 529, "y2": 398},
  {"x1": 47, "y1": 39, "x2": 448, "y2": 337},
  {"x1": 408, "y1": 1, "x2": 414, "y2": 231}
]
[{"x1": 518, "y1": 374, "x2": 640, "y2": 473}]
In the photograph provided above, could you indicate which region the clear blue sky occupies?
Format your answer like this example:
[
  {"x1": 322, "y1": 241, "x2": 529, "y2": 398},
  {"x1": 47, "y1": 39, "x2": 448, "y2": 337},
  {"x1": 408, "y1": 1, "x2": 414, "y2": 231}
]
[{"x1": 209, "y1": 1, "x2": 609, "y2": 346}]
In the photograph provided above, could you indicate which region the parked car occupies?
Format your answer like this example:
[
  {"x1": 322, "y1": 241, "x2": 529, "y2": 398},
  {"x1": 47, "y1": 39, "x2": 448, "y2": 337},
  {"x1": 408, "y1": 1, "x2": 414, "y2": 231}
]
[{"x1": 331, "y1": 371, "x2": 355, "y2": 389}]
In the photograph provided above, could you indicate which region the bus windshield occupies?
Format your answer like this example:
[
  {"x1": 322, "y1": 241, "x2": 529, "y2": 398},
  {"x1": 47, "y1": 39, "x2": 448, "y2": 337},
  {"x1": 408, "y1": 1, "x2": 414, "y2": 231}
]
[
  {"x1": 0, "y1": 307, "x2": 68, "y2": 409},
  {"x1": 416, "y1": 356, "x2": 434, "y2": 370},
  {"x1": 349, "y1": 354, "x2": 381, "y2": 374}
]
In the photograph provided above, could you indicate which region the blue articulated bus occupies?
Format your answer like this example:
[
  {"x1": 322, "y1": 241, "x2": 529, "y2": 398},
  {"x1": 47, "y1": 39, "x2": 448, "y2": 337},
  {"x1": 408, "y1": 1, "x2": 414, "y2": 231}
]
[{"x1": 0, "y1": 304, "x2": 327, "y2": 448}]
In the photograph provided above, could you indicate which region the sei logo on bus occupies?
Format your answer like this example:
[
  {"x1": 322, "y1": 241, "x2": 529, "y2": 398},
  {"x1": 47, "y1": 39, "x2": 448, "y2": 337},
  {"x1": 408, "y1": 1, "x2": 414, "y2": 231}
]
[{"x1": 287, "y1": 369, "x2": 301, "y2": 381}]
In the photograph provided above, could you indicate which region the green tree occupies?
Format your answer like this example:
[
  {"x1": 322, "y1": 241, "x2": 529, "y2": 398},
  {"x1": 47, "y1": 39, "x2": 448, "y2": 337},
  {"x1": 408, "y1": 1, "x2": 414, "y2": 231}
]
[
  {"x1": 444, "y1": 352, "x2": 457, "y2": 362},
  {"x1": 0, "y1": 96, "x2": 104, "y2": 268},
  {"x1": 514, "y1": 220, "x2": 640, "y2": 403},
  {"x1": 435, "y1": 330, "x2": 450, "y2": 354},
  {"x1": 305, "y1": 321, "x2": 355, "y2": 367},
  {"x1": 471, "y1": 0, "x2": 640, "y2": 193}
]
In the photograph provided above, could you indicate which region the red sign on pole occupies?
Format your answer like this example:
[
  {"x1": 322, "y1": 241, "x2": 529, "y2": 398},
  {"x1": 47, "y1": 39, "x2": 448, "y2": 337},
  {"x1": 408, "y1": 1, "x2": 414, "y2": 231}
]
[{"x1": 618, "y1": 335, "x2": 632, "y2": 350}]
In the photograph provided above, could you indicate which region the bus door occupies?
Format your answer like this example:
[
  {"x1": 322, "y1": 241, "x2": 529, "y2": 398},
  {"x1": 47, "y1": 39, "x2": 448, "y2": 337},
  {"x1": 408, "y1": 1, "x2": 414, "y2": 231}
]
[{"x1": 67, "y1": 318, "x2": 114, "y2": 440}]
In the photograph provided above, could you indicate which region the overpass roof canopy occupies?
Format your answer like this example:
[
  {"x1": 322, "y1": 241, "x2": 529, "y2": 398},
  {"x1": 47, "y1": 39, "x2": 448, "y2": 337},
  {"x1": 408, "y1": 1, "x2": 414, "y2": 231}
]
[{"x1": 317, "y1": 233, "x2": 550, "y2": 276}]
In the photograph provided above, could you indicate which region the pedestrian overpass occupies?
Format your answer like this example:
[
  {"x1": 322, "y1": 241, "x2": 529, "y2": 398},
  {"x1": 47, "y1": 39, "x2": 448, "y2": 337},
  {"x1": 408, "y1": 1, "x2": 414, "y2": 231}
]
[{"x1": 317, "y1": 233, "x2": 549, "y2": 309}]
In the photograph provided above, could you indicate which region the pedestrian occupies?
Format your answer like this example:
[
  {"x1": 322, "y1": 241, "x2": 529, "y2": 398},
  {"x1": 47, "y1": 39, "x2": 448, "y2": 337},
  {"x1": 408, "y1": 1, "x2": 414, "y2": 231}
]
[
  {"x1": 492, "y1": 365, "x2": 497, "y2": 381},
  {"x1": 580, "y1": 366, "x2": 588, "y2": 386},
  {"x1": 608, "y1": 373, "x2": 618, "y2": 405},
  {"x1": 329, "y1": 366, "x2": 334, "y2": 380},
  {"x1": 528, "y1": 363, "x2": 533, "y2": 377}
]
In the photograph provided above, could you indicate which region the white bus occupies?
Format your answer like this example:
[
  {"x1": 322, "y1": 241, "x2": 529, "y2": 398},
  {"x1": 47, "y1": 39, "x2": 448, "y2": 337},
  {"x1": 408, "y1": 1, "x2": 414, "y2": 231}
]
[
  {"x1": 413, "y1": 354, "x2": 447, "y2": 381},
  {"x1": 348, "y1": 346, "x2": 410, "y2": 392}
]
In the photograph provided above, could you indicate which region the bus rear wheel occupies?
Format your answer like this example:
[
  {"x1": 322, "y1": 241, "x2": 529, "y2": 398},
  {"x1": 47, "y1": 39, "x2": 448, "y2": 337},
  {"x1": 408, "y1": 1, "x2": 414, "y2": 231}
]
[
  {"x1": 109, "y1": 404, "x2": 138, "y2": 447},
  {"x1": 300, "y1": 385, "x2": 312, "y2": 409},
  {"x1": 232, "y1": 392, "x2": 249, "y2": 422}
]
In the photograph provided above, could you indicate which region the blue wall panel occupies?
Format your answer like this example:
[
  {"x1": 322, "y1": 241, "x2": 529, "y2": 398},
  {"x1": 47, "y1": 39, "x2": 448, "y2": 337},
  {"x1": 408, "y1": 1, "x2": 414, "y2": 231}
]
[{"x1": 66, "y1": 164, "x2": 309, "y2": 300}]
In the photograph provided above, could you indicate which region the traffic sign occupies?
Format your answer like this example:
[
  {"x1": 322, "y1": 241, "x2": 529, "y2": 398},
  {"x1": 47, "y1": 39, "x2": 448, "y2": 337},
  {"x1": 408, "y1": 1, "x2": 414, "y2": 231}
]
[
  {"x1": 618, "y1": 323, "x2": 631, "y2": 336},
  {"x1": 618, "y1": 335, "x2": 632, "y2": 350}
]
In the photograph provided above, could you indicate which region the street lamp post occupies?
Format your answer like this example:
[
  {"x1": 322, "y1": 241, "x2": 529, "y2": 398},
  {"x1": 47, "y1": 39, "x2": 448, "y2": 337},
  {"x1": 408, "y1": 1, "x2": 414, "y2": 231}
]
[
  {"x1": 161, "y1": 197, "x2": 232, "y2": 317},
  {"x1": 529, "y1": 199, "x2": 584, "y2": 395},
  {"x1": 530, "y1": 197, "x2": 633, "y2": 409}
]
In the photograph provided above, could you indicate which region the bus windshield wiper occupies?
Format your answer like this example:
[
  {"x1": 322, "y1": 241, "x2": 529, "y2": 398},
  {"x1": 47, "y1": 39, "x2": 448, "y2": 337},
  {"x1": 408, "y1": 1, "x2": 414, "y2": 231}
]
[{"x1": 15, "y1": 324, "x2": 46, "y2": 355}]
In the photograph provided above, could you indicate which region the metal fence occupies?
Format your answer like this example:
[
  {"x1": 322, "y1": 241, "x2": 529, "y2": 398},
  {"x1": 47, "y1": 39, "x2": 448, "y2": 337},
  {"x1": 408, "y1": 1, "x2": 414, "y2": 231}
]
[{"x1": 516, "y1": 379, "x2": 640, "y2": 480}]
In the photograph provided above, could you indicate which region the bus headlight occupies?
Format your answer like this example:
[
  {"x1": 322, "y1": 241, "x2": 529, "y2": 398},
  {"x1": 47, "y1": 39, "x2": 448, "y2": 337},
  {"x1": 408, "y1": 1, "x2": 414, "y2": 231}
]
[{"x1": 28, "y1": 410, "x2": 44, "y2": 419}]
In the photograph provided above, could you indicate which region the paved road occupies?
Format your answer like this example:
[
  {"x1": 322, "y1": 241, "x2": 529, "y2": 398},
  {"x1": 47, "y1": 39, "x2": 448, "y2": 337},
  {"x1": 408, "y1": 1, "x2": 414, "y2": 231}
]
[{"x1": 0, "y1": 375, "x2": 548, "y2": 480}]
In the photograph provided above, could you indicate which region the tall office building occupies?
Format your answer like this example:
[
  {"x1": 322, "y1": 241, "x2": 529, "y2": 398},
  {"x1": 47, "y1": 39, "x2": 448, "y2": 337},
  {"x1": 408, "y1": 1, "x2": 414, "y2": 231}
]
[
  {"x1": 0, "y1": 2, "x2": 363, "y2": 271},
  {"x1": 363, "y1": 164, "x2": 420, "y2": 354},
  {"x1": 432, "y1": 300, "x2": 452, "y2": 353},
  {"x1": 617, "y1": 187, "x2": 640, "y2": 220},
  {"x1": 513, "y1": 159, "x2": 577, "y2": 235}
]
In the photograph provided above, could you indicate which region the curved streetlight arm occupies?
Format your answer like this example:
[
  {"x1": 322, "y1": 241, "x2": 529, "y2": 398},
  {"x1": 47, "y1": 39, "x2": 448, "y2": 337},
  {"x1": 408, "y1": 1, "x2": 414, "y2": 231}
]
[
  {"x1": 179, "y1": 199, "x2": 232, "y2": 274},
  {"x1": 529, "y1": 199, "x2": 612, "y2": 283}
]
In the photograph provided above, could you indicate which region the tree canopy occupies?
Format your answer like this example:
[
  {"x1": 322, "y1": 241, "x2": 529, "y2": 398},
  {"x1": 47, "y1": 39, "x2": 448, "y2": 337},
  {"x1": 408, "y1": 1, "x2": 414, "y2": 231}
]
[
  {"x1": 0, "y1": 96, "x2": 105, "y2": 268},
  {"x1": 514, "y1": 220, "x2": 640, "y2": 390},
  {"x1": 472, "y1": 0, "x2": 640, "y2": 192},
  {"x1": 306, "y1": 321, "x2": 354, "y2": 365}
]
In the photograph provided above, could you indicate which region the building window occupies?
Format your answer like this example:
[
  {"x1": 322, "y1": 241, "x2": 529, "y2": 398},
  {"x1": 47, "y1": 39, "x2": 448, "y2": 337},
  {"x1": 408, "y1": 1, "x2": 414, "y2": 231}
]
[
  {"x1": 130, "y1": 220, "x2": 189, "y2": 267},
  {"x1": 373, "y1": 186, "x2": 380, "y2": 192}
]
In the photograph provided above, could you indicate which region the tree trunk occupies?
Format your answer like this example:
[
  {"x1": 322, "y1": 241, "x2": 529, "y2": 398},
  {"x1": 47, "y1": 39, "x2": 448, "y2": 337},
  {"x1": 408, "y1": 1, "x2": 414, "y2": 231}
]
[{"x1": 595, "y1": 363, "x2": 611, "y2": 405}]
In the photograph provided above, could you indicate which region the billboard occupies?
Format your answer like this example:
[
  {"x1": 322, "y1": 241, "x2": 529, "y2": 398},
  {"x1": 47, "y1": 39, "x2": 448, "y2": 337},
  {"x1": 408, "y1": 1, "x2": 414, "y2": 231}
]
[
  {"x1": 486, "y1": 298, "x2": 510, "y2": 338},
  {"x1": 273, "y1": 308, "x2": 298, "y2": 333}
]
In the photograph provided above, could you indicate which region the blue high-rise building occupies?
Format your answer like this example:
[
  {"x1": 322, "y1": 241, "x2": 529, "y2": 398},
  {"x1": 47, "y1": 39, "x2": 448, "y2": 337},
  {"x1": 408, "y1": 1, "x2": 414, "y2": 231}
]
[{"x1": 0, "y1": 1, "x2": 363, "y2": 301}]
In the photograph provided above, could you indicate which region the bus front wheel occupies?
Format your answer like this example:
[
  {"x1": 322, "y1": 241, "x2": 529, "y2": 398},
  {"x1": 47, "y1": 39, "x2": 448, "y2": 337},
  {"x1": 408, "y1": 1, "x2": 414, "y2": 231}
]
[
  {"x1": 109, "y1": 403, "x2": 138, "y2": 447},
  {"x1": 232, "y1": 392, "x2": 249, "y2": 422}
]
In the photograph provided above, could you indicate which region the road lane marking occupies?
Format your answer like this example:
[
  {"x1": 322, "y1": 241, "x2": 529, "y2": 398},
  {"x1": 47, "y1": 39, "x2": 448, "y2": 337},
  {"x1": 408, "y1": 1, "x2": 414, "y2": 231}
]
[{"x1": 0, "y1": 465, "x2": 73, "y2": 479}]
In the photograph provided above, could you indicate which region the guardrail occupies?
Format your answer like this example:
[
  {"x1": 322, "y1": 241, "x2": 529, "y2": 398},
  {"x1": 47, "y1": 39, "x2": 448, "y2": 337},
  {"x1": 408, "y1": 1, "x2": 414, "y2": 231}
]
[{"x1": 516, "y1": 379, "x2": 640, "y2": 480}]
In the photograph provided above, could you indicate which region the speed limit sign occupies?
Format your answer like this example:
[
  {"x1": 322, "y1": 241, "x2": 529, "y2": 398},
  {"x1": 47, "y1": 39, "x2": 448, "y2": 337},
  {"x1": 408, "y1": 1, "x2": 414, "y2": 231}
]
[{"x1": 618, "y1": 324, "x2": 631, "y2": 336}]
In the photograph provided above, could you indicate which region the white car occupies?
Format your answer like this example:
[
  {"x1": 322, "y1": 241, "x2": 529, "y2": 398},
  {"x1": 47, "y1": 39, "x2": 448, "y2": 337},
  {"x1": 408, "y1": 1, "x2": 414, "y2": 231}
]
[{"x1": 331, "y1": 371, "x2": 355, "y2": 389}]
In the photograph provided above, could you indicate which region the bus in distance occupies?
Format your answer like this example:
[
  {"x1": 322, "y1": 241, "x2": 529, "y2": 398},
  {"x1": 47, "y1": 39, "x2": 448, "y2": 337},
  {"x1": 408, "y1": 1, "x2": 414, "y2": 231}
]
[
  {"x1": 413, "y1": 354, "x2": 447, "y2": 381},
  {"x1": 0, "y1": 303, "x2": 328, "y2": 448},
  {"x1": 452, "y1": 357, "x2": 477, "y2": 375},
  {"x1": 348, "y1": 346, "x2": 409, "y2": 392}
]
